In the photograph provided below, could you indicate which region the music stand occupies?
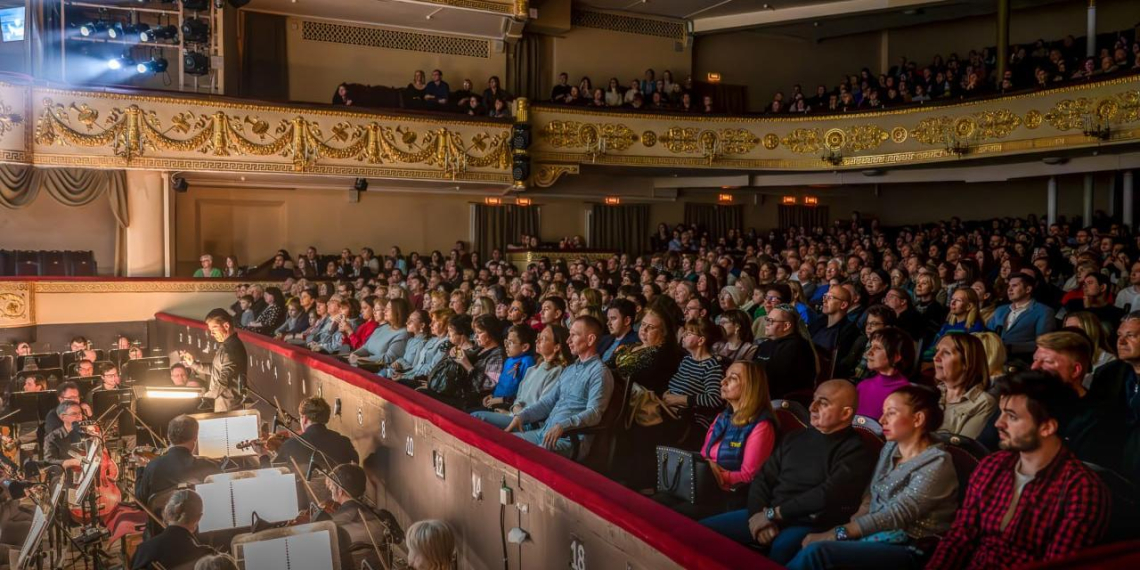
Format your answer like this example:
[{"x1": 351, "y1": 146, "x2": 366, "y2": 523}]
[
  {"x1": 16, "y1": 353, "x2": 61, "y2": 371},
  {"x1": 91, "y1": 388, "x2": 135, "y2": 440},
  {"x1": 232, "y1": 520, "x2": 341, "y2": 570},
  {"x1": 13, "y1": 368, "x2": 64, "y2": 391},
  {"x1": 133, "y1": 386, "x2": 203, "y2": 446},
  {"x1": 107, "y1": 349, "x2": 130, "y2": 367},
  {"x1": 189, "y1": 410, "x2": 261, "y2": 469},
  {"x1": 14, "y1": 478, "x2": 65, "y2": 569},
  {"x1": 196, "y1": 468, "x2": 299, "y2": 533},
  {"x1": 6, "y1": 390, "x2": 58, "y2": 425},
  {"x1": 125, "y1": 357, "x2": 170, "y2": 383}
]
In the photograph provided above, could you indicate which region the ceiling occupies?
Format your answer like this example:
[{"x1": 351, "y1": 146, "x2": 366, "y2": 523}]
[
  {"x1": 242, "y1": 0, "x2": 516, "y2": 40},
  {"x1": 577, "y1": 0, "x2": 835, "y2": 20}
]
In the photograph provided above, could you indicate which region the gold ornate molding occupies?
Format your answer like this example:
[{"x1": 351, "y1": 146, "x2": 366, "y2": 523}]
[
  {"x1": 532, "y1": 163, "x2": 579, "y2": 188},
  {"x1": 0, "y1": 282, "x2": 33, "y2": 329}
]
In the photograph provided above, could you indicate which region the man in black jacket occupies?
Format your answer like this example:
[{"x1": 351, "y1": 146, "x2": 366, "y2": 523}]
[
  {"x1": 809, "y1": 286, "x2": 860, "y2": 367},
  {"x1": 701, "y1": 380, "x2": 875, "y2": 564},
  {"x1": 136, "y1": 415, "x2": 221, "y2": 535},
  {"x1": 262, "y1": 397, "x2": 359, "y2": 473},
  {"x1": 754, "y1": 305, "x2": 818, "y2": 397},
  {"x1": 131, "y1": 490, "x2": 213, "y2": 570},
  {"x1": 182, "y1": 309, "x2": 247, "y2": 412}
]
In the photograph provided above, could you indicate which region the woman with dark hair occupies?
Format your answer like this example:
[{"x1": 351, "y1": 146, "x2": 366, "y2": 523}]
[
  {"x1": 788, "y1": 385, "x2": 958, "y2": 570},
  {"x1": 453, "y1": 314, "x2": 505, "y2": 406},
  {"x1": 293, "y1": 256, "x2": 316, "y2": 279},
  {"x1": 714, "y1": 309, "x2": 756, "y2": 364},
  {"x1": 471, "y1": 324, "x2": 568, "y2": 429},
  {"x1": 855, "y1": 327, "x2": 915, "y2": 420},
  {"x1": 333, "y1": 83, "x2": 352, "y2": 106},
  {"x1": 343, "y1": 295, "x2": 380, "y2": 352},
  {"x1": 223, "y1": 256, "x2": 243, "y2": 278},
  {"x1": 482, "y1": 76, "x2": 512, "y2": 108},
  {"x1": 245, "y1": 287, "x2": 285, "y2": 334},
  {"x1": 836, "y1": 304, "x2": 898, "y2": 380}
]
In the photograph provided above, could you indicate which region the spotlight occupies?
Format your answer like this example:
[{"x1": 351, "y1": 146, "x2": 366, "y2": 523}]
[
  {"x1": 79, "y1": 20, "x2": 107, "y2": 37},
  {"x1": 107, "y1": 54, "x2": 136, "y2": 71},
  {"x1": 353, "y1": 178, "x2": 368, "y2": 192},
  {"x1": 184, "y1": 51, "x2": 210, "y2": 75},
  {"x1": 182, "y1": 0, "x2": 209, "y2": 10},
  {"x1": 105, "y1": 22, "x2": 125, "y2": 39},
  {"x1": 116, "y1": 23, "x2": 151, "y2": 43},
  {"x1": 136, "y1": 57, "x2": 169, "y2": 74},
  {"x1": 181, "y1": 17, "x2": 209, "y2": 43},
  {"x1": 140, "y1": 25, "x2": 177, "y2": 42}
]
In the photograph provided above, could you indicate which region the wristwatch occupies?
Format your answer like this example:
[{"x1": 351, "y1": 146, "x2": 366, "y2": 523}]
[
  {"x1": 765, "y1": 507, "x2": 776, "y2": 522},
  {"x1": 834, "y1": 526, "x2": 849, "y2": 541}
]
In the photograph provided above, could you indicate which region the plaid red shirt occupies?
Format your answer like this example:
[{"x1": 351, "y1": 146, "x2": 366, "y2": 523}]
[{"x1": 926, "y1": 447, "x2": 1110, "y2": 570}]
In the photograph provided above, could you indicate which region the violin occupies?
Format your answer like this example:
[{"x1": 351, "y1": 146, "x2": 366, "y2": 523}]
[
  {"x1": 0, "y1": 426, "x2": 18, "y2": 475},
  {"x1": 287, "y1": 498, "x2": 340, "y2": 526},
  {"x1": 235, "y1": 429, "x2": 292, "y2": 453}
]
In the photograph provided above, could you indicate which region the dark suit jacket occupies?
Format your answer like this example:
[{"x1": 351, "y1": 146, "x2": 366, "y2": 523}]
[
  {"x1": 754, "y1": 334, "x2": 819, "y2": 398},
  {"x1": 189, "y1": 334, "x2": 247, "y2": 401},
  {"x1": 271, "y1": 423, "x2": 359, "y2": 472},
  {"x1": 135, "y1": 446, "x2": 221, "y2": 506},
  {"x1": 43, "y1": 426, "x2": 84, "y2": 467},
  {"x1": 131, "y1": 525, "x2": 212, "y2": 570}
]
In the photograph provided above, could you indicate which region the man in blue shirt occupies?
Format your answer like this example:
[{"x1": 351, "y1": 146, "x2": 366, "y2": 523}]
[
  {"x1": 506, "y1": 316, "x2": 614, "y2": 459},
  {"x1": 424, "y1": 69, "x2": 450, "y2": 109},
  {"x1": 599, "y1": 299, "x2": 638, "y2": 364}
]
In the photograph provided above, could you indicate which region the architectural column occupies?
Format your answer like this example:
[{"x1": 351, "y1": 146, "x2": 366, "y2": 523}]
[
  {"x1": 125, "y1": 170, "x2": 170, "y2": 277},
  {"x1": 1083, "y1": 174, "x2": 1094, "y2": 225},
  {"x1": 1087, "y1": 0, "x2": 1097, "y2": 58},
  {"x1": 1124, "y1": 170, "x2": 1135, "y2": 229},
  {"x1": 996, "y1": 0, "x2": 1010, "y2": 85},
  {"x1": 1047, "y1": 176, "x2": 1058, "y2": 226}
]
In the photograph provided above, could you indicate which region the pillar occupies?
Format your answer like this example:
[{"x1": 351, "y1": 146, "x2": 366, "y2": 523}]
[
  {"x1": 1083, "y1": 174, "x2": 1094, "y2": 226},
  {"x1": 1087, "y1": 0, "x2": 1097, "y2": 58},
  {"x1": 1047, "y1": 176, "x2": 1058, "y2": 226},
  {"x1": 996, "y1": 0, "x2": 1010, "y2": 86},
  {"x1": 125, "y1": 170, "x2": 170, "y2": 277},
  {"x1": 1125, "y1": 170, "x2": 1135, "y2": 229}
]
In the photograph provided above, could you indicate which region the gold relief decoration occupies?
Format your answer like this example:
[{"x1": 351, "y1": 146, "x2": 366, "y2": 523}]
[
  {"x1": 641, "y1": 130, "x2": 657, "y2": 148},
  {"x1": 823, "y1": 128, "x2": 846, "y2": 151},
  {"x1": 0, "y1": 293, "x2": 27, "y2": 319},
  {"x1": 843, "y1": 126, "x2": 891, "y2": 152},
  {"x1": 954, "y1": 116, "x2": 977, "y2": 139},
  {"x1": 1096, "y1": 98, "x2": 1119, "y2": 120},
  {"x1": 33, "y1": 98, "x2": 511, "y2": 177},
  {"x1": 763, "y1": 133, "x2": 779, "y2": 150},
  {"x1": 532, "y1": 163, "x2": 579, "y2": 188},
  {"x1": 781, "y1": 128, "x2": 823, "y2": 154},
  {"x1": 0, "y1": 97, "x2": 21, "y2": 140},
  {"x1": 714, "y1": 128, "x2": 761, "y2": 155},
  {"x1": 1044, "y1": 97, "x2": 1093, "y2": 130},
  {"x1": 976, "y1": 110, "x2": 1022, "y2": 138},
  {"x1": 1108, "y1": 90, "x2": 1140, "y2": 123},
  {"x1": 1024, "y1": 110, "x2": 1043, "y2": 129},
  {"x1": 659, "y1": 127, "x2": 700, "y2": 153},
  {"x1": 540, "y1": 121, "x2": 637, "y2": 152},
  {"x1": 0, "y1": 282, "x2": 32, "y2": 329},
  {"x1": 890, "y1": 127, "x2": 908, "y2": 144}
]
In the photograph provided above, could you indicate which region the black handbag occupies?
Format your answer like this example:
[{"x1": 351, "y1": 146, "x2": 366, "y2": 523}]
[{"x1": 656, "y1": 446, "x2": 720, "y2": 505}]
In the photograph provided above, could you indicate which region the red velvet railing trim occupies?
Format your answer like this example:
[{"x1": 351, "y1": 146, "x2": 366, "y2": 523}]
[{"x1": 156, "y1": 312, "x2": 774, "y2": 570}]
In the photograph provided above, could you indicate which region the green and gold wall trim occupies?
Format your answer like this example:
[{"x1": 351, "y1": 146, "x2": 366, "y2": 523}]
[{"x1": 529, "y1": 75, "x2": 1140, "y2": 172}]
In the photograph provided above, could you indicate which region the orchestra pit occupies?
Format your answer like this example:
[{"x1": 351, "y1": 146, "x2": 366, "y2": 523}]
[{"x1": 3, "y1": 0, "x2": 1140, "y2": 568}]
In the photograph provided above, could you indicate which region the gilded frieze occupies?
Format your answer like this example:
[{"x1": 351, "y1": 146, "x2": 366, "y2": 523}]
[
  {"x1": 540, "y1": 121, "x2": 637, "y2": 152},
  {"x1": 532, "y1": 163, "x2": 580, "y2": 188},
  {"x1": 762, "y1": 134, "x2": 780, "y2": 150},
  {"x1": 781, "y1": 128, "x2": 823, "y2": 154},
  {"x1": 1043, "y1": 98, "x2": 1094, "y2": 131},
  {"x1": 659, "y1": 127, "x2": 700, "y2": 153},
  {"x1": 0, "y1": 97, "x2": 20, "y2": 141}
]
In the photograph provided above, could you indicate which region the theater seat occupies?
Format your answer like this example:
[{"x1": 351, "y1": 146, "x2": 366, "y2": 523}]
[
  {"x1": 772, "y1": 399, "x2": 810, "y2": 428},
  {"x1": 1083, "y1": 462, "x2": 1140, "y2": 542},
  {"x1": 566, "y1": 366, "x2": 628, "y2": 473},
  {"x1": 13, "y1": 260, "x2": 38, "y2": 276},
  {"x1": 65, "y1": 250, "x2": 96, "y2": 276},
  {"x1": 853, "y1": 415, "x2": 884, "y2": 437},
  {"x1": 934, "y1": 433, "x2": 986, "y2": 504},
  {"x1": 39, "y1": 251, "x2": 66, "y2": 276}
]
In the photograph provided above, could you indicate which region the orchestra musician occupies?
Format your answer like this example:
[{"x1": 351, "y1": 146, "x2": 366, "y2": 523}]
[
  {"x1": 43, "y1": 382, "x2": 92, "y2": 439},
  {"x1": 43, "y1": 401, "x2": 89, "y2": 470},
  {"x1": 85, "y1": 363, "x2": 123, "y2": 406},
  {"x1": 131, "y1": 490, "x2": 214, "y2": 570},
  {"x1": 135, "y1": 415, "x2": 221, "y2": 532},
  {"x1": 318, "y1": 464, "x2": 384, "y2": 548},
  {"x1": 257, "y1": 397, "x2": 358, "y2": 472},
  {"x1": 181, "y1": 310, "x2": 248, "y2": 412},
  {"x1": 169, "y1": 364, "x2": 203, "y2": 388},
  {"x1": 76, "y1": 359, "x2": 95, "y2": 377}
]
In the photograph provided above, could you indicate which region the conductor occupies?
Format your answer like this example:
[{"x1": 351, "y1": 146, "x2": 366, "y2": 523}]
[{"x1": 181, "y1": 309, "x2": 248, "y2": 412}]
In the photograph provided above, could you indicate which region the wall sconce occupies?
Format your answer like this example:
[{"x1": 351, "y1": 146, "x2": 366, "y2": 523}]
[
  {"x1": 718, "y1": 194, "x2": 733, "y2": 203},
  {"x1": 516, "y1": 197, "x2": 532, "y2": 206},
  {"x1": 604, "y1": 196, "x2": 621, "y2": 205},
  {"x1": 484, "y1": 197, "x2": 502, "y2": 205},
  {"x1": 804, "y1": 196, "x2": 820, "y2": 206},
  {"x1": 781, "y1": 195, "x2": 797, "y2": 205},
  {"x1": 707, "y1": 72, "x2": 722, "y2": 83}
]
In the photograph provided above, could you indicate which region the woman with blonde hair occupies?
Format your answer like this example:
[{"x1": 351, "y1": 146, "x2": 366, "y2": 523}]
[
  {"x1": 405, "y1": 519, "x2": 455, "y2": 570},
  {"x1": 972, "y1": 331, "x2": 1007, "y2": 381},
  {"x1": 932, "y1": 332, "x2": 997, "y2": 439},
  {"x1": 923, "y1": 288, "x2": 985, "y2": 361}
]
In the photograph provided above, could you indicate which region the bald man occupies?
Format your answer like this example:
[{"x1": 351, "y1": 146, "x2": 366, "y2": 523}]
[
  {"x1": 701, "y1": 380, "x2": 876, "y2": 565},
  {"x1": 809, "y1": 286, "x2": 859, "y2": 360}
]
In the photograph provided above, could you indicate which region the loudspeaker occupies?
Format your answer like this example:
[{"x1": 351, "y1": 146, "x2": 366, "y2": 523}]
[
  {"x1": 171, "y1": 177, "x2": 189, "y2": 193},
  {"x1": 512, "y1": 156, "x2": 530, "y2": 182},
  {"x1": 511, "y1": 124, "x2": 531, "y2": 150},
  {"x1": 353, "y1": 178, "x2": 369, "y2": 192}
]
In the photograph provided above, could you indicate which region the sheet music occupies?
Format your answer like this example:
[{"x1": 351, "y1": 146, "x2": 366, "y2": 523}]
[
  {"x1": 243, "y1": 531, "x2": 335, "y2": 570},
  {"x1": 196, "y1": 480, "x2": 237, "y2": 533},
  {"x1": 232, "y1": 474, "x2": 298, "y2": 527},
  {"x1": 197, "y1": 414, "x2": 259, "y2": 458},
  {"x1": 15, "y1": 505, "x2": 48, "y2": 568}
]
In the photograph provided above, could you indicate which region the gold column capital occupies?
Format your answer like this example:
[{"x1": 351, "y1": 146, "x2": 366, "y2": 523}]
[{"x1": 515, "y1": 0, "x2": 529, "y2": 20}]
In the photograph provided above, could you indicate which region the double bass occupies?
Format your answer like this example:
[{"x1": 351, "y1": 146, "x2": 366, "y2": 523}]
[{"x1": 68, "y1": 426, "x2": 122, "y2": 524}]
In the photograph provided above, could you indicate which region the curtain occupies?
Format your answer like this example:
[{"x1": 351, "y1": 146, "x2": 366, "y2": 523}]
[
  {"x1": 778, "y1": 205, "x2": 830, "y2": 230},
  {"x1": 692, "y1": 80, "x2": 748, "y2": 114},
  {"x1": 507, "y1": 32, "x2": 543, "y2": 101},
  {"x1": 684, "y1": 203, "x2": 743, "y2": 238},
  {"x1": 474, "y1": 204, "x2": 539, "y2": 257},
  {"x1": 0, "y1": 164, "x2": 130, "y2": 273},
  {"x1": 590, "y1": 204, "x2": 648, "y2": 255},
  {"x1": 240, "y1": 11, "x2": 289, "y2": 101}
]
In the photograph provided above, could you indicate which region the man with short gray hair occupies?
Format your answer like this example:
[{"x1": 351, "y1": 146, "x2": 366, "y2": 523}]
[
  {"x1": 193, "y1": 254, "x2": 222, "y2": 278},
  {"x1": 132, "y1": 490, "x2": 213, "y2": 569}
]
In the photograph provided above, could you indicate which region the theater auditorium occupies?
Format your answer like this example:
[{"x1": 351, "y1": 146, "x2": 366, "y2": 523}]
[{"x1": 2, "y1": 0, "x2": 1140, "y2": 568}]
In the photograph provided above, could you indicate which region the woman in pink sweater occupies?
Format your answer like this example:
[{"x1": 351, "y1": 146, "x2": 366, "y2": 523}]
[
  {"x1": 855, "y1": 327, "x2": 915, "y2": 420},
  {"x1": 702, "y1": 361, "x2": 778, "y2": 492}
]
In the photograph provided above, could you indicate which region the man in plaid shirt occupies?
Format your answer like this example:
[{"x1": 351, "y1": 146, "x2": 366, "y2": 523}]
[{"x1": 927, "y1": 371, "x2": 1110, "y2": 569}]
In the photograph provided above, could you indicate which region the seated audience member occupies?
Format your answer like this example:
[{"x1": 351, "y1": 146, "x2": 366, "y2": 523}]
[
  {"x1": 756, "y1": 304, "x2": 820, "y2": 398},
  {"x1": 1064, "y1": 272, "x2": 1125, "y2": 330},
  {"x1": 701, "y1": 380, "x2": 876, "y2": 564},
  {"x1": 234, "y1": 295, "x2": 255, "y2": 328},
  {"x1": 169, "y1": 363, "x2": 202, "y2": 388},
  {"x1": 505, "y1": 317, "x2": 614, "y2": 459},
  {"x1": 926, "y1": 371, "x2": 1110, "y2": 569},
  {"x1": 836, "y1": 304, "x2": 896, "y2": 380},
  {"x1": 599, "y1": 298, "x2": 639, "y2": 364},
  {"x1": 1089, "y1": 311, "x2": 1140, "y2": 479},
  {"x1": 933, "y1": 333, "x2": 997, "y2": 438},
  {"x1": 131, "y1": 490, "x2": 213, "y2": 570},
  {"x1": 273, "y1": 298, "x2": 309, "y2": 338},
  {"x1": 380, "y1": 309, "x2": 429, "y2": 378},
  {"x1": 1063, "y1": 311, "x2": 1116, "y2": 378},
  {"x1": 714, "y1": 309, "x2": 757, "y2": 364},
  {"x1": 1115, "y1": 261, "x2": 1140, "y2": 312},
  {"x1": 787, "y1": 385, "x2": 958, "y2": 570},
  {"x1": 855, "y1": 327, "x2": 915, "y2": 420},
  {"x1": 405, "y1": 519, "x2": 456, "y2": 570},
  {"x1": 341, "y1": 295, "x2": 380, "y2": 351},
  {"x1": 882, "y1": 288, "x2": 925, "y2": 343},
  {"x1": 809, "y1": 286, "x2": 860, "y2": 360},
  {"x1": 550, "y1": 72, "x2": 571, "y2": 102},
  {"x1": 473, "y1": 325, "x2": 568, "y2": 429},
  {"x1": 193, "y1": 254, "x2": 222, "y2": 278},
  {"x1": 391, "y1": 309, "x2": 453, "y2": 382},
  {"x1": 913, "y1": 273, "x2": 949, "y2": 338},
  {"x1": 351, "y1": 298, "x2": 411, "y2": 364},
  {"x1": 987, "y1": 274, "x2": 1057, "y2": 359},
  {"x1": 481, "y1": 324, "x2": 536, "y2": 408},
  {"x1": 611, "y1": 306, "x2": 683, "y2": 397},
  {"x1": 261, "y1": 397, "x2": 359, "y2": 471},
  {"x1": 285, "y1": 295, "x2": 326, "y2": 343},
  {"x1": 452, "y1": 314, "x2": 506, "y2": 404},
  {"x1": 924, "y1": 288, "x2": 986, "y2": 360},
  {"x1": 244, "y1": 287, "x2": 286, "y2": 335},
  {"x1": 665, "y1": 361, "x2": 777, "y2": 519},
  {"x1": 423, "y1": 69, "x2": 449, "y2": 109}
]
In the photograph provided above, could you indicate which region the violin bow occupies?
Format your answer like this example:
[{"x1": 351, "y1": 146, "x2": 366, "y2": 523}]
[
  {"x1": 288, "y1": 457, "x2": 322, "y2": 510},
  {"x1": 357, "y1": 506, "x2": 392, "y2": 570}
]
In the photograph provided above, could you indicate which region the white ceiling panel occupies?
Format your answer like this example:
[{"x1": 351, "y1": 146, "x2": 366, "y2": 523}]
[{"x1": 244, "y1": 0, "x2": 512, "y2": 40}]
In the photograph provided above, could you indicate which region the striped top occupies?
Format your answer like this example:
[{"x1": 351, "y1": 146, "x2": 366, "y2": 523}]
[{"x1": 666, "y1": 355, "x2": 725, "y2": 430}]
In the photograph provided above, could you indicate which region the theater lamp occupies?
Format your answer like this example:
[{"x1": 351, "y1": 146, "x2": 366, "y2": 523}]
[
  {"x1": 781, "y1": 196, "x2": 797, "y2": 205},
  {"x1": 181, "y1": 17, "x2": 209, "y2": 43},
  {"x1": 143, "y1": 387, "x2": 201, "y2": 399},
  {"x1": 137, "y1": 57, "x2": 169, "y2": 74},
  {"x1": 604, "y1": 196, "x2": 621, "y2": 205},
  {"x1": 184, "y1": 51, "x2": 210, "y2": 75},
  {"x1": 113, "y1": 23, "x2": 151, "y2": 43},
  {"x1": 140, "y1": 25, "x2": 178, "y2": 42},
  {"x1": 107, "y1": 53, "x2": 136, "y2": 71},
  {"x1": 78, "y1": 20, "x2": 107, "y2": 37}
]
